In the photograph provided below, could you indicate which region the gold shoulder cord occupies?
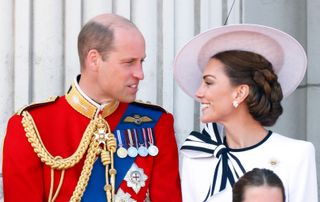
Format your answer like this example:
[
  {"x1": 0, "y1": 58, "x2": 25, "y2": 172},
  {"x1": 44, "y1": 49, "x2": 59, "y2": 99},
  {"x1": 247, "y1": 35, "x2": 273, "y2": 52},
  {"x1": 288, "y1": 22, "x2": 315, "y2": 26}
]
[{"x1": 21, "y1": 111, "x2": 117, "y2": 202}]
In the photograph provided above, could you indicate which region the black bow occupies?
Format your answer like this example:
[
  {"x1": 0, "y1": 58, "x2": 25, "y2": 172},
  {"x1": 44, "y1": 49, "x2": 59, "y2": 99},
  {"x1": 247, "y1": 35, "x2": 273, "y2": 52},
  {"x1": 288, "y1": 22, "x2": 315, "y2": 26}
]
[{"x1": 181, "y1": 123, "x2": 246, "y2": 201}]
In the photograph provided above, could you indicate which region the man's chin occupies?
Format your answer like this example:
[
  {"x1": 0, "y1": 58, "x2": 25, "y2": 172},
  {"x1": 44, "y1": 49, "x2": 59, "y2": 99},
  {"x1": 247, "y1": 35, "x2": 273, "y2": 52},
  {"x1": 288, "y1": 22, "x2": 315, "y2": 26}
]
[{"x1": 119, "y1": 95, "x2": 136, "y2": 103}]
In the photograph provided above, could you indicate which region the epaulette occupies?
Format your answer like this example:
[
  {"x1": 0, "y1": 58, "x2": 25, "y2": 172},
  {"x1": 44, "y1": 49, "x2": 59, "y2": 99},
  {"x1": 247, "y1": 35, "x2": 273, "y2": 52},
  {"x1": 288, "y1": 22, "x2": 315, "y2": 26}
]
[
  {"x1": 16, "y1": 96, "x2": 59, "y2": 115},
  {"x1": 133, "y1": 100, "x2": 167, "y2": 113}
]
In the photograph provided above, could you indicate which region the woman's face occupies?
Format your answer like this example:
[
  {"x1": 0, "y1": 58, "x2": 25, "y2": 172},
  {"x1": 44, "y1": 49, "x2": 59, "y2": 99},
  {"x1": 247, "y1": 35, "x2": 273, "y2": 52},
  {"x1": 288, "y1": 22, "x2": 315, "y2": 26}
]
[
  {"x1": 195, "y1": 58, "x2": 238, "y2": 123},
  {"x1": 243, "y1": 185, "x2": 284, "y2": 202}
]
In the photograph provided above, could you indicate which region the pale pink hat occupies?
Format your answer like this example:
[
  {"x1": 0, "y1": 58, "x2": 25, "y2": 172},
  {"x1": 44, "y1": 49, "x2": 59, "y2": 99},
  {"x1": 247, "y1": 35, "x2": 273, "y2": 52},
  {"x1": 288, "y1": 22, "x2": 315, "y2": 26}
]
[{"x1": 173, "y1": 24, "x2": 307, "y2": 98}]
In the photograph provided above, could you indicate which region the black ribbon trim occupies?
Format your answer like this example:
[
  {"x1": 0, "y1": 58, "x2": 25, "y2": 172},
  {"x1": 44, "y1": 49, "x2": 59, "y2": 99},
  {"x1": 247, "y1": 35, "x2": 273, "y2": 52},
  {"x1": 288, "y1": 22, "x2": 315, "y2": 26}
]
[{"x1": 181, "y1": 123, "x2": 246, "y2": 201}]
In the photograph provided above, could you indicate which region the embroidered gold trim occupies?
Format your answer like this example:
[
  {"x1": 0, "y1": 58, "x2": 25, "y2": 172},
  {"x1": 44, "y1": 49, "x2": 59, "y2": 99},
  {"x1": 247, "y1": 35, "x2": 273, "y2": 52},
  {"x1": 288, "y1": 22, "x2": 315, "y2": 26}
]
[
  {"x1": 66, "y1": 84, "x2": 97, "y2": 119},
  {"x1": 66, "y1": 83, "x2": 119, "y2": 119},
  {"x1": 101, "y1": 100, "x2": 119, "y2": 119}
]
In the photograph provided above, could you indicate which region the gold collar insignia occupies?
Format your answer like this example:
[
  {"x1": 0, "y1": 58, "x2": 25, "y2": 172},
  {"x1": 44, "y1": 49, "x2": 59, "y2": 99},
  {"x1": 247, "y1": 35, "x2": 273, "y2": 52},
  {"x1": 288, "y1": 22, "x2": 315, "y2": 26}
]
[{"x1": 66, "y1": 82, "x2": 119, "y2": 119}]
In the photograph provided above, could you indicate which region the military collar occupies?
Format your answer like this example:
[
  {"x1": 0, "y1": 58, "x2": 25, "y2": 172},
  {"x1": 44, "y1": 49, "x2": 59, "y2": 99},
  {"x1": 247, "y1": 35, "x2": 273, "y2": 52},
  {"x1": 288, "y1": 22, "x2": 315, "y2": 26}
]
[{"x1": 66, "y1": 77, "x2": 119, "y2": 119}]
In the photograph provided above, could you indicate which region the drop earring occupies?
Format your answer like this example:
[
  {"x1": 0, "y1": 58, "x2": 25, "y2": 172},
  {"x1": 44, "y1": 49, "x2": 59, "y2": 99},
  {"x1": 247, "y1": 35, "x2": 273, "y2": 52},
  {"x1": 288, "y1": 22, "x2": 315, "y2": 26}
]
[{"x1": 232, "y1": 100, "x2": 239, "y2": 108}]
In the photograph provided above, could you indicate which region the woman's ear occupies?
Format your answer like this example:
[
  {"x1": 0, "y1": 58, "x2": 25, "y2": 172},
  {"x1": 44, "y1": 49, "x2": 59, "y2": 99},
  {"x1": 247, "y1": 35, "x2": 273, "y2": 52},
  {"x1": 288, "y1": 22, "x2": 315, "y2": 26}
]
[{"x1": 233, "y1": 84, "x2": 249, "y2": 103}]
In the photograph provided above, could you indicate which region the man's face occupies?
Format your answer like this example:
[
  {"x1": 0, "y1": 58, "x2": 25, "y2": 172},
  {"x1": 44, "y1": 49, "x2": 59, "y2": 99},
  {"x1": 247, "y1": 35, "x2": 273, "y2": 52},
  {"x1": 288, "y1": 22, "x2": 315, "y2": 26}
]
[{"x1": 96, "y1": 27, "x2": 146, "y2": 103}]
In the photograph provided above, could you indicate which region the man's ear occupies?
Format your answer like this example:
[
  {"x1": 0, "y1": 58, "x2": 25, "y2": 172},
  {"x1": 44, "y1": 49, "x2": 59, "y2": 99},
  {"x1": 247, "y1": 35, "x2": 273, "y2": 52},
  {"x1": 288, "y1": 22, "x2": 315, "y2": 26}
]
[
  {"x1": 85, "y1": 49, "x2": 100, "y2": 72},
  {"x1": 233, "y1": 84, "x2": 249, "y2": 103}
]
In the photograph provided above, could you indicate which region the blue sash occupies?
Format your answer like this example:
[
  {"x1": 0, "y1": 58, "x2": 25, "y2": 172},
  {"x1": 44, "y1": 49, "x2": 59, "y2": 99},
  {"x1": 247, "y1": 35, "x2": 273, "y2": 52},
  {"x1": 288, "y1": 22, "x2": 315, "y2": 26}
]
[{"x1": 82, "y1": 103, "x2": 162, "y2": 201}]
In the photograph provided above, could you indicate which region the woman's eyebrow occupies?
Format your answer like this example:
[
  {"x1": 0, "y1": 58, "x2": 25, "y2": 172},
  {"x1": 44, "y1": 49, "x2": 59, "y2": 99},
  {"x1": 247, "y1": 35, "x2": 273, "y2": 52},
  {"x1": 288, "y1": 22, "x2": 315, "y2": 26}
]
[{"x1": 203, "y1": 74, "x2": 216, "y2": 80}]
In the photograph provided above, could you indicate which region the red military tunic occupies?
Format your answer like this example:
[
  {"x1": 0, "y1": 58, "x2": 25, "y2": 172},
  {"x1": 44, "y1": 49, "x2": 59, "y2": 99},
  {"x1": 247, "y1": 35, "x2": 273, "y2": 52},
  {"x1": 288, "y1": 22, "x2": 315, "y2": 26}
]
[{"x1": 2, "y1": 80, "x2": 182, "y2": 202}]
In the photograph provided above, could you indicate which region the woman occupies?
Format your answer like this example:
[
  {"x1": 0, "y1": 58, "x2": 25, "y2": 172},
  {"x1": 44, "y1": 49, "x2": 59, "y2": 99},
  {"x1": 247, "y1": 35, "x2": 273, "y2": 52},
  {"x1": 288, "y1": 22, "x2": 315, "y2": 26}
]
[
  {"x1": 233, "y1": 168, "x2": 285, "y2": 202},
  {"x1": 174, "y1": 24, "x2": 317, "y2": 202}
]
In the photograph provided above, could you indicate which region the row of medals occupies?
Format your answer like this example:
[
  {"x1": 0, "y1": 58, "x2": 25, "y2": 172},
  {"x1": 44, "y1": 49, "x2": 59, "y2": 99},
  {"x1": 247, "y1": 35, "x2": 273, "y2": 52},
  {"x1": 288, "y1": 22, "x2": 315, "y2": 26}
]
[{"x1": 115, "y1": 128, "x2": 159, "y2": 158}]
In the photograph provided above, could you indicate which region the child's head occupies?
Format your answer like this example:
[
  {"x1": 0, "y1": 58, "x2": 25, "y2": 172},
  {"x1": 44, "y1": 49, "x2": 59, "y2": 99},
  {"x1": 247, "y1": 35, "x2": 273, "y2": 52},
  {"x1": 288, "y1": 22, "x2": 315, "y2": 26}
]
[{"x1": 233, "y1": 168, "x2": 285, "y2": 202}]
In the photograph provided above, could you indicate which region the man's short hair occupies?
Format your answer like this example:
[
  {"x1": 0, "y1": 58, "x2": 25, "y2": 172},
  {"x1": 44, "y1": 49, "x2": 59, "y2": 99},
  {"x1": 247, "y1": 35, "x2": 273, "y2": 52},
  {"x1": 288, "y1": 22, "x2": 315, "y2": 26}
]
[{"x1": 77, "y1": 21, "x2": 114, "y2": 69}]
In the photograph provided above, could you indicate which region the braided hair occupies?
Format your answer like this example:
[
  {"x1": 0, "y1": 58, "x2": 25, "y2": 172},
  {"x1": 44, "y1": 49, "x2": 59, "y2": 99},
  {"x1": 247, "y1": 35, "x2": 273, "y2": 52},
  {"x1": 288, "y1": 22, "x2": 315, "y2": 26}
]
[{"x1": 213, "y1": 50, "x2": 283, "y2": 126}]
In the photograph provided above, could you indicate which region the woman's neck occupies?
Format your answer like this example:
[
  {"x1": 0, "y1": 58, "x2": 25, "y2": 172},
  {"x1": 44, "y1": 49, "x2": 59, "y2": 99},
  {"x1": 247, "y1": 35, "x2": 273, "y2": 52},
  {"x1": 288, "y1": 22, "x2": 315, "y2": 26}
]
[{"x1": 221, "y1": 116, "x2": 268, "y2": 149}]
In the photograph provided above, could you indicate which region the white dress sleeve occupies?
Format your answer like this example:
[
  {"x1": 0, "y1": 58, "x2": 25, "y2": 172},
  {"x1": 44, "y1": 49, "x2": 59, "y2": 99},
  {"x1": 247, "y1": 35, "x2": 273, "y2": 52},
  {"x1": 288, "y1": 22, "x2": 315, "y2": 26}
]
[
  {"x1": 288, "y1": 141, "x2": 318, "y2": 202},
  {"x1": 181, "y1": 156, "x2": 195, "y2": 202}
]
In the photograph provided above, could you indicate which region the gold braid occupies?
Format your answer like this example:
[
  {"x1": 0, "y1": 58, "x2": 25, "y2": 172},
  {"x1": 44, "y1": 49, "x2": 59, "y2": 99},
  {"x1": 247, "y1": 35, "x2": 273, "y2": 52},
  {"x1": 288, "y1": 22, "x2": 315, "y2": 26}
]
[
  {"x1": 106, "y1": 133, "x2": 117, "y2": 201},
  {"x1": 101, "y1": 148, "x2": 112, "y2": 201},
  {"x1": 70, "y1": 135, "x2": 100, "y2": 201},
  {"x1": 21, "y1": 111, "x2": 117, "y2": 202},
  {"x1": 21, "y1": 111, "x2": 95, "y2": 169}
]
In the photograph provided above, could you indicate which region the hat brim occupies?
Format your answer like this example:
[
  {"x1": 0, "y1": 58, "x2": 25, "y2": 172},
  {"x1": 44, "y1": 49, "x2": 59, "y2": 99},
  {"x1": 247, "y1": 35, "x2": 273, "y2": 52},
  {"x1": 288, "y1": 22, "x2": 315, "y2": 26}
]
[{"x1": 173, "y1": 24, "x2": 307, "y2": 98}]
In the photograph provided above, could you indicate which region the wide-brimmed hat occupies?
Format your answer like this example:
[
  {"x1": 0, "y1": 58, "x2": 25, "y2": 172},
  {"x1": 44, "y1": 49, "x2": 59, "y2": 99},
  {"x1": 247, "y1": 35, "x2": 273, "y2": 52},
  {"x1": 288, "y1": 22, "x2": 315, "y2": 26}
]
[{"x1": 173, "y1": 24, "x2": 307, "y2": 98}]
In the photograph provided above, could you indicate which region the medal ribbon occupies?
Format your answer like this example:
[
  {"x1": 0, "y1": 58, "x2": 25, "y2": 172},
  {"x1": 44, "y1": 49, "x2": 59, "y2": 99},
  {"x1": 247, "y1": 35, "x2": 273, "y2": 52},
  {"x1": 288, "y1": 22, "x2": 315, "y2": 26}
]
[
  {"x1": 133, "y1": 129, "x2": 139, "y2": 149},
  {"x1": 142, "y1": 128, "x2": 148, "y2": 147},
  {"x1": 147, "y1": 128, "x2": 155, "y2": 145},
  {"x1": 127, "y1": 129, "x2": 134, "y2": 147},
  {"x1": 116, "y1": 130, "x2": 123, "y2": 147}
]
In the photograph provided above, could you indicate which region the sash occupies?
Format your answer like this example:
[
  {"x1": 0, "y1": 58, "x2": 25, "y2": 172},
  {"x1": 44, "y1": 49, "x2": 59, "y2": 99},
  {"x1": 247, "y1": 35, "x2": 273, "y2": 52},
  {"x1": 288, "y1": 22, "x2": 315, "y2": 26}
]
[{"x1": 82, "y1": 103, "x2": 162, "y2": 201}]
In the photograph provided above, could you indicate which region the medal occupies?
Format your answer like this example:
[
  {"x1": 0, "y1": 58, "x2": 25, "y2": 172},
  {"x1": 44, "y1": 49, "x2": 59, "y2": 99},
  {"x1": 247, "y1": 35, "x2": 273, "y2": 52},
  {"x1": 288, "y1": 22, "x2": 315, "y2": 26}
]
[
  {"x1": 127, "y1": 129, "x2": 138, "y2": 158},
  {"x1": 138, "y1": 128, "x2": 148, "y2": 157},
  {"x1": 138, "y1": 145, "x2": 148, "y2": 157},
  {"x1": 147, "y1": 128, "x2": 159, "y2": 156},
  {"x1": 148, "y1": 144, "x2": 159, "y2": 156},
  {"x1": 127, "y1": 146, "x2": 138, "y2": 158},
  {"x1": 116, "y1": 130, "x2": 128, "y2": 158},
  {"x1": 133, "y1": 129, "x2": 148, "y2": 157},
  {"x1": 124, "y1": 163, "x2": 148, "y2": 193},
  {"x1": 117, "y1": 146, "x2": 128, "y2": 158}
]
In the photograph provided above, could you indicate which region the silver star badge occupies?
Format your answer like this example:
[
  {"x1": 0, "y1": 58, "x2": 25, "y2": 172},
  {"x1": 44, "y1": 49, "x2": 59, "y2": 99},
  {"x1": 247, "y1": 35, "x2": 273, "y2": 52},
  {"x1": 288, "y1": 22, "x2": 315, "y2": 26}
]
[
  {"x1": 94, "y1": 129, "x2": 109, "y2": 145},
  {"x1": 115, "y1": 188, "x2": 136, "y2": 202},
  {"x1": 124, "y1": 163, "x2": 148, "y2": 193}
]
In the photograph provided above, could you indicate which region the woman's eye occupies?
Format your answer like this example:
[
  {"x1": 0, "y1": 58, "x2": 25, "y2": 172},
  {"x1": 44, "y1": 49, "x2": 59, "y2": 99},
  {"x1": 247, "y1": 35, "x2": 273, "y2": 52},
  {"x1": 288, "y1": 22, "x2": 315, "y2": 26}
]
[{"x1": 204, "y1": 80, "x2": 213, "y2": 85}]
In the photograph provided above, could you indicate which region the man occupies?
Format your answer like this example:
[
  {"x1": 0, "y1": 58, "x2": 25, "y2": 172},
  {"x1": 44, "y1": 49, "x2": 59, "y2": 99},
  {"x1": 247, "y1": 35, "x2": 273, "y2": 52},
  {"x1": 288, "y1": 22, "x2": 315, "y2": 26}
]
[{"x1": 2, "y1": 13, "x2": 182, "y2": 202}]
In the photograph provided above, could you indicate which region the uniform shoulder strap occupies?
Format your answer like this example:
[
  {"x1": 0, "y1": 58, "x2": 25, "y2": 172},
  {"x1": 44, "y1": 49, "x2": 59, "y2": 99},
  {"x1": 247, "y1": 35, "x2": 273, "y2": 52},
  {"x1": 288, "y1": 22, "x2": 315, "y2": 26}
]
[
  {"x1": 132, "y1": 100, "x2": 167, "y2": 113},
  {"x1": 16, "y1": 96, "x2": 59, "y2": 115}
]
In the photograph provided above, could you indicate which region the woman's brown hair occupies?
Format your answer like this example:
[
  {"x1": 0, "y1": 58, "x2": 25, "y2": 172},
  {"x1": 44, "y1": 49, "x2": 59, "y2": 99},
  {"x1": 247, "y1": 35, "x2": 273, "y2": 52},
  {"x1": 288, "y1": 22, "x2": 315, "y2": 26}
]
[{"x1": 213, "y1": 50, "x2": 283, "y2": 126}]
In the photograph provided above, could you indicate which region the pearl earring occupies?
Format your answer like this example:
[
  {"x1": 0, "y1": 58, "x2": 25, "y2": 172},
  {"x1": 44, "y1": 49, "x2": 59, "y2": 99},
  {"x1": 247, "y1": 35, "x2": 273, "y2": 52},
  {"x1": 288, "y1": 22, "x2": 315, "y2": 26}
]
[{"x1": 232, "y1": 100, "x2": 239, "y2": 108}]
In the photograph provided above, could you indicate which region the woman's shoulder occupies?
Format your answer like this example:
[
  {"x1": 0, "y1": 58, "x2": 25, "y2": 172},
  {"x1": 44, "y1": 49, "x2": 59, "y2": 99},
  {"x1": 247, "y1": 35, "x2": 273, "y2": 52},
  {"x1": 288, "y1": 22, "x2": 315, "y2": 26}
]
[{"x1": 270, "y1": 132, "x2": 315, "y2": 153}]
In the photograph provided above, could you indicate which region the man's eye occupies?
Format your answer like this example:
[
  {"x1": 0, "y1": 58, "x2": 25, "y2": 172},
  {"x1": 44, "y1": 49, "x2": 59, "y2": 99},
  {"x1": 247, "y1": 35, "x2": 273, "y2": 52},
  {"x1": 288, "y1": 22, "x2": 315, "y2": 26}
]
[{"x1": 124, "y1": 60, "x2": 134, "y2": 64}]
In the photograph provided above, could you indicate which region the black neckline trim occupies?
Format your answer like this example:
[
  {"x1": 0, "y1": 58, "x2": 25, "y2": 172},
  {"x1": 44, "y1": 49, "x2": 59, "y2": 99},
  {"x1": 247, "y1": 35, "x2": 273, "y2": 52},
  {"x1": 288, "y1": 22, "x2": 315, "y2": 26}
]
[{"x1": 224, "y1": 130, "x2": 273, "y2": 152}]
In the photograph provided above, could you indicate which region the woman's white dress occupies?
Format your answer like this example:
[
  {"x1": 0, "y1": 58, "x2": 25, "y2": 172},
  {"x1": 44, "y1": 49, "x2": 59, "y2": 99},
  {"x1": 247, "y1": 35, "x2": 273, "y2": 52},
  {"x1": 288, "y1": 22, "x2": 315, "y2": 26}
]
[{"x1": 181, "y1": 123, "x2": 317, "y2": 202}]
